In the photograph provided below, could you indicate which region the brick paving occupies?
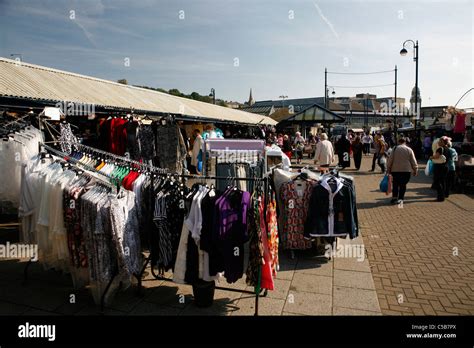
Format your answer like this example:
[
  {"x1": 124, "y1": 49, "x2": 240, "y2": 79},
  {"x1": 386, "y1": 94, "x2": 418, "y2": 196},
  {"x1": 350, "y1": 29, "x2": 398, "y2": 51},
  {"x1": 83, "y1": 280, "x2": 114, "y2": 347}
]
[
  {"x1": 351, "y1": 155, "x2": 474, "y2": 315},
  {"x1": 2, "y1": 154, "x2": 473, "y2": 316}
]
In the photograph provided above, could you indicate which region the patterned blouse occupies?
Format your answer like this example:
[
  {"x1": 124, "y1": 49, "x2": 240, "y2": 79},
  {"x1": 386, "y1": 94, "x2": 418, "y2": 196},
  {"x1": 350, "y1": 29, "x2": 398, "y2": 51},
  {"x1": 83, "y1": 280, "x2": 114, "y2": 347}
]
[
  {"x1": 279, "y1": 180, "x2": 315, "y2": 250},
  {"x1": 266, "y1": 193, "x2": 279, "y2": 275}
]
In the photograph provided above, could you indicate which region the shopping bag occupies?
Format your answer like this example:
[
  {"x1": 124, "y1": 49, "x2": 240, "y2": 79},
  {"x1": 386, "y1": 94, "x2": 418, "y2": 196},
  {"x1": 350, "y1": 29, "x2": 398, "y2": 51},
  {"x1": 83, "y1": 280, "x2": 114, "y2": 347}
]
[
  {"x1": 386, "y1": 174, "x2": 392, "y2": 195},
  {"x1": 379, "y1": 175, "x2": 389, "y2": 193},
  {"x1": 424, "y1": 159, "x2": 433, "y2": 176}
]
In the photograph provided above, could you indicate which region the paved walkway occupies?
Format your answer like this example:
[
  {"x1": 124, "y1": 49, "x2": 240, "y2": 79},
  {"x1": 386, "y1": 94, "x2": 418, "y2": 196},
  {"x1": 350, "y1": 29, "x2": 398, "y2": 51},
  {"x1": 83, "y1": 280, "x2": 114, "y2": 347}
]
[
  {"x1": 351, "y1": 155, "x2": 474, "y2": 315},
  {"x1": 0, "y1": 161, "x2": 381, "y2": 315},
  {"x1": 0, "y1": 239, "x2": 381, "y2": 316},
  {"x1": 2, "y1": 154, "x2": 472, "y2": 316}
]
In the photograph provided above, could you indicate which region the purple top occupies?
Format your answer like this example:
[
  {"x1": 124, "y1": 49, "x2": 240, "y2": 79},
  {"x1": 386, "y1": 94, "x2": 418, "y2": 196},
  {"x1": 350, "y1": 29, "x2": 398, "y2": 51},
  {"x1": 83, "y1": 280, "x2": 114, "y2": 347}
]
[
  {"x1": 213, "y1": 189, "x2": 251, "y2": 283},
  {"x1": 217, "y1": 190, "x2": 250, "y2": 240}
]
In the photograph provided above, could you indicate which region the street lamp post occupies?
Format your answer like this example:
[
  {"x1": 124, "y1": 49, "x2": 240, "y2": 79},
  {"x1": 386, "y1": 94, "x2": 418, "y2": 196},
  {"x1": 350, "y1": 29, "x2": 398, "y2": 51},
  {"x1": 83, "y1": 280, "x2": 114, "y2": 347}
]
[
  {"x1": 209, "y1": 88, "x2": 216, "y2": 104},
  {"x1": 400, "y1": 40, "x2": 419, "y2": 133},
  {"x1": 325, "y1": 87, "x2": 335, "y2": 108}
]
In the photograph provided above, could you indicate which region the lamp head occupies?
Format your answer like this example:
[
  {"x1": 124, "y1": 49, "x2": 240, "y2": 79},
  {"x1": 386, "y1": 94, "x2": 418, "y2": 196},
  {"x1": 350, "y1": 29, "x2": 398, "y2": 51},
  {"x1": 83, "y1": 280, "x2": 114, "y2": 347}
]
[{"x1": 400, "y1": 48, "x2": 408, "y2": 56}]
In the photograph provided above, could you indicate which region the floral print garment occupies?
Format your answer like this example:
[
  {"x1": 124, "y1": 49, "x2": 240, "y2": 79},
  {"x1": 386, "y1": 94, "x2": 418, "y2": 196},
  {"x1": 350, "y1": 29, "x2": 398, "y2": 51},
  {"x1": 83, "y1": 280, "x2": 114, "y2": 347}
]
[
  {"x1": 279, "y1": 180, "x2": 315, "y2": 250},
  {"x1": 266, "y1": 193, "x2": 279, "y2": 275}
]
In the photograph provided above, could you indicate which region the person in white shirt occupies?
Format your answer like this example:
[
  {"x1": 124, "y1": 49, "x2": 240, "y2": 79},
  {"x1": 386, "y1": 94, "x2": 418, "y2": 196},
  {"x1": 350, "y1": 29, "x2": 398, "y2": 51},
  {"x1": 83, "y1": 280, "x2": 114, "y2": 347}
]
[
  {"x1": 362, "y1": 133, "x2": 373, "y2": 155},
  {"x1": 313, "y1": 133, "x2": 334, "y2": 172}
]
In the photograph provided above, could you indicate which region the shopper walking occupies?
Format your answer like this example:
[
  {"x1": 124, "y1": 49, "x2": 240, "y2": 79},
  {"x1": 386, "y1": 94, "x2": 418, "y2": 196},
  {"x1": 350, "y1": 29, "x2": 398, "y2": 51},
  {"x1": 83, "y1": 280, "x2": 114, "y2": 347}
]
[
  {"x1": 423, "y1": 133, "x2": 433, "y2": 159},
  {"x1": 387, "y1": 137, "x2": 418, "y2": 205},
  {"x1": 370, "y1": 133, "x2": 386, "y2": 172},
  {"x1": 352, "y1": 136, "x2": 363, "y2": 170},
  {"x1": 431, "y1": 137, "x2": 452, "y2": 202},
  {"x1": 362, "y1": 132, "x2": 373, "y2": 155},
  {"x1": 314, "y1": 133, "x2": 334, "y2": 172},
  {"x1": 282, "y1": 134, "x2": 293, "y2": 161},
  {"x1": 293, "y1": 131, "x2": 305, "y2": 164},
  {"x1": 335, "y1": 134, "x2": 351, "y2": 168}
]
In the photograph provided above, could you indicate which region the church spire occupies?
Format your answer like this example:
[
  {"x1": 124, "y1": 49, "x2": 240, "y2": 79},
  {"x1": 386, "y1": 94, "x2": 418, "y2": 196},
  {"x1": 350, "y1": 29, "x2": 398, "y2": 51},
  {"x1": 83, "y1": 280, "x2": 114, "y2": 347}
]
[{"x1": 248, "y1": 88, "x2": 255, "y2": 106}]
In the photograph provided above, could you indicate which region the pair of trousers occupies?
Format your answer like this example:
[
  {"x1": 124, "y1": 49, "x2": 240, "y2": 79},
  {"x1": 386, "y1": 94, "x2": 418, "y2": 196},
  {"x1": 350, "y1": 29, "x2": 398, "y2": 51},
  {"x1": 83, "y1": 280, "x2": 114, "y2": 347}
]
[
  {"x1": 446, "y1": 170, "x2": 455, "y2": 197},
  {"x1": 391, "y1": 172, "x2": 411, "y2": 200},
  {"x1": 433, "y1": 164, "x2": 448, "y2": 201},
  {"x1": 363, "y1": 143, "x2": 371, "y2": 155},
  {"x1": 354, "y1": 151, "x2": 362, "y2": 169},
  {"x1": 371, "y1": 153, "x2": 378, "y2": 170}
]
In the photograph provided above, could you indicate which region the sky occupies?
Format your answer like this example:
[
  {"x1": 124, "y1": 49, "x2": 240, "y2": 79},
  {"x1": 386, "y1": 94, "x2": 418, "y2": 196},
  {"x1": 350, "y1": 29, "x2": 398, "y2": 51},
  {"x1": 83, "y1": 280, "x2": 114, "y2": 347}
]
[{"x1": 0, "y1": 0, "x2": 473, "y2": 108}]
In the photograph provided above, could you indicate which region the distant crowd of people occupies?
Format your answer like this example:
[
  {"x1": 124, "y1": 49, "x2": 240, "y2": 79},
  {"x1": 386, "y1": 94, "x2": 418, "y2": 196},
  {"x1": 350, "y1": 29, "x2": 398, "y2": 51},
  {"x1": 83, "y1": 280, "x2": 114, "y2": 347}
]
[{"x1": 266, "y1": 128, "x2": 459, "y2": 204}]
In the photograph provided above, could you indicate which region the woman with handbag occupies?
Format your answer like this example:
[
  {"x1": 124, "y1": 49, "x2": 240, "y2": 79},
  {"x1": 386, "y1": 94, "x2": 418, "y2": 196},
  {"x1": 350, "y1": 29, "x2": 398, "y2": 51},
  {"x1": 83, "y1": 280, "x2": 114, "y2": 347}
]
[
  {"x1": 377, "y1": 138, "x2": 388, "y2": 173},
  {"x1": 430, "y1": 137, "x2": 451, "y2": 202},
  {"x1": 387, "y1": 137, "x2": 418, "y2": 205},
  {"x1": 293, "y1": 132, "x2": 305, "y2": 164}
]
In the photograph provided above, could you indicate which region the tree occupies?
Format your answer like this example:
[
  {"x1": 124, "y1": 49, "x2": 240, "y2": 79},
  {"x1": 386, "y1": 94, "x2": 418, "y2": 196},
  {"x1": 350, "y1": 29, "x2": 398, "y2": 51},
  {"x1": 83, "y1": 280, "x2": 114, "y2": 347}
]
[
  {"x1": 190, "y1": 92, "x2": 201, "y2": 100},
  {"x1": 168, "y1": 89, "x2": 183, "y2": 97},
  {"x1": 117, "y1": 79, "x2": 128, "y2": 85}
]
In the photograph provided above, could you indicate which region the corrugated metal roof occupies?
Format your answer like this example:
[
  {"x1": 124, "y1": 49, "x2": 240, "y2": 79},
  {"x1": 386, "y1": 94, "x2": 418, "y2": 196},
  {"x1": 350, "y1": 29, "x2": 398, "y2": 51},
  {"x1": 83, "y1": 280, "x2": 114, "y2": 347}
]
[
  {"x1": 239, "y1": 105, "x2": 274, "y2": 115},
  {"x1": 0, "y1": 57, "x2": 277, "y2": 125}
]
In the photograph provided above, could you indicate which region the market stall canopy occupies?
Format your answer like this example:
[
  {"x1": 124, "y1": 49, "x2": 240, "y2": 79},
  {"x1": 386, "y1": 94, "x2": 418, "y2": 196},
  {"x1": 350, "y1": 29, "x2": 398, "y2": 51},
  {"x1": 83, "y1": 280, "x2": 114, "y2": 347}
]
[
  {"x1": 0, "y1": 57, "x2": 277, "y2": 126},
  {"x1": 278, "y1": 104, "x2": 345, "y2": 124}
]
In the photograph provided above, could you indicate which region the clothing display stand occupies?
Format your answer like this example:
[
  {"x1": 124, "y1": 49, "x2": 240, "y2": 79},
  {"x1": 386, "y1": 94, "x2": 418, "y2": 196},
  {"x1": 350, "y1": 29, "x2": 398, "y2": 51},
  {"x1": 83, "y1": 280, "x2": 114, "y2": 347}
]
[
  {"x1": 46, "y1": 142, "x2": 168, "y2": 311},
  {"x1": 26, "y1": 140, "x2": 272, "y2": 316},
  {"x1": 38, "y1": 142, "x2": 120, "y2": 314},
  {"x1": 202, "y1": 139, "x2": 265, "y2": 177},
  {"x1": 199, "y1": 139, "x2": 268, "y2": 315},
  {"x1": 272, "y1": 164, "x2": 344, "y2": 260},
  {"x1": 144, "y1": 174, "x2": 270, "y2": 316}
]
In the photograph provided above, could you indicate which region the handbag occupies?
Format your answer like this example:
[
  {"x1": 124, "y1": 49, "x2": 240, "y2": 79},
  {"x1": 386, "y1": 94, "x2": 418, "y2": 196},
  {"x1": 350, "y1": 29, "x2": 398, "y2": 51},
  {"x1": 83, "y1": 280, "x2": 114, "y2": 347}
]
[
  {"x1": 378, "y1": 154, "x2": 387, "y2": 166},
  {"x1": 424, "y1": 159, "x2": 433, "y2": 176},
  {"x1": 379, "y1": 174, "x2": 389, "y2": 193}
]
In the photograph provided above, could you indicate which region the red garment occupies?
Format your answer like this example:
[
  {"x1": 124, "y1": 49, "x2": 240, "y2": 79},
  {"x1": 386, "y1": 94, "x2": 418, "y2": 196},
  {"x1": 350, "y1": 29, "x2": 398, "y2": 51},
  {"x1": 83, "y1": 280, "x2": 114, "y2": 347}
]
[
  {"x1": 122, "y1": 171, "x2": 140, "y2": 191},
  {"x1": 453, "y1": 113, "x2": 466, "y2": 134},
  {"x1": 258, "y1": 198, "x2": 274, "y2": 291},
  {"x1": 110, "y1": 118, "x2": 127, "y2": 155}
]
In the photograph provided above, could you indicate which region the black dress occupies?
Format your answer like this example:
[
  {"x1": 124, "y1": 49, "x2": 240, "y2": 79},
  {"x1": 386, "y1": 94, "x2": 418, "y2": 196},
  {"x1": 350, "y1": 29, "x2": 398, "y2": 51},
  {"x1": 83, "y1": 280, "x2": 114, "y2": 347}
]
[
  {"x1": 352, "y1": 142, "x2": 363, "y2": 169},
  {"x1": 336, "y1": 137, "x2": 351, "y2": 168}
]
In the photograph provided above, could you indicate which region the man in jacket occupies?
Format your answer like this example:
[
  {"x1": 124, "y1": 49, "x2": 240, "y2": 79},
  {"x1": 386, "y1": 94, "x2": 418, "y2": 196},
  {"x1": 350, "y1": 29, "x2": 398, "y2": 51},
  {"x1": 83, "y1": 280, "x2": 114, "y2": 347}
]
[
  {"x1": 387, "y1": 137, "x2": 418, "y2": 205},
  {"x1": 314, "y1": 133, "x2": 334, "y2": 172}
]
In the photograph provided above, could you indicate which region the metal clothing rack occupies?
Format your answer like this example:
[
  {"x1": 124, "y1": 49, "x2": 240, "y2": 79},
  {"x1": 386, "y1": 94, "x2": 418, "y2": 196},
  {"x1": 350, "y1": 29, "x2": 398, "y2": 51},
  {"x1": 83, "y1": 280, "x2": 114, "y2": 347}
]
[
  {"x1": 44, "y1": 141, "x2": 168, "y2": 175},
  {"x1": 270, "y1": 164, "x2": 345, "y2": 260},
  {"x1": 141, "y1": 171, "x2": 270, "y2": 316},
  {"x1": 22, "y1": 143, "x2": 122, "y2": 313},
  {"x1": 62, "y1": 143, "x2": 266, "y2": 313},
  {"x1": 36, "y1": 141, "x2": 272, "y2": 315},
  {"x1": 40, "y1": 143, "x2": 119, "y2": 189}
]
